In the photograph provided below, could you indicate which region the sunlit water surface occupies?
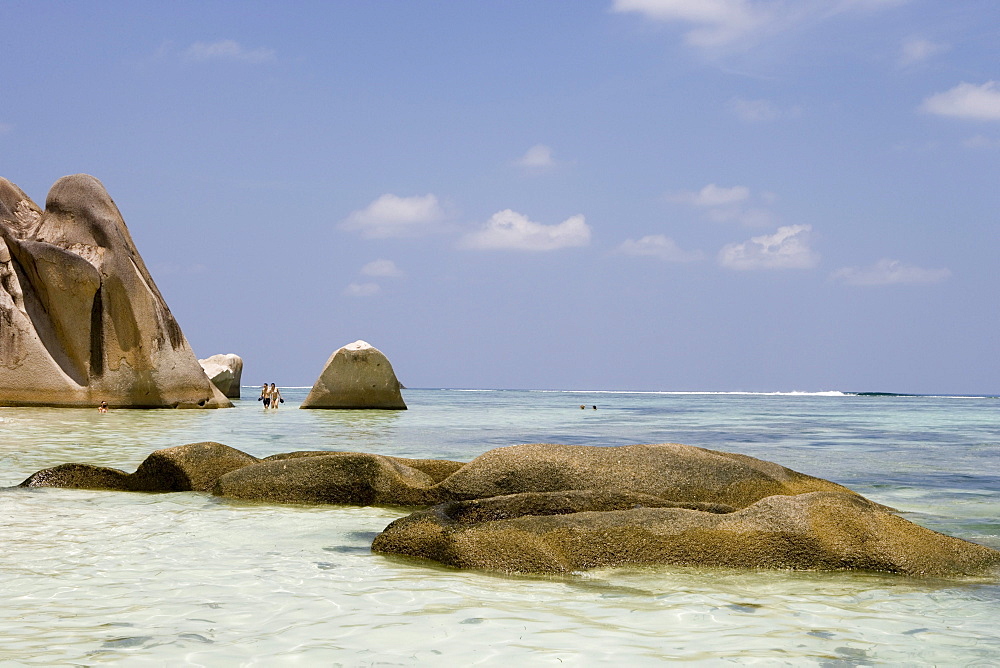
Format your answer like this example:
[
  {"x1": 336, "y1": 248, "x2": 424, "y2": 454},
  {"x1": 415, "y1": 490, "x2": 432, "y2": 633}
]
[{"x1": 1, "y1": 389, "x2": 998, "y2": 665}]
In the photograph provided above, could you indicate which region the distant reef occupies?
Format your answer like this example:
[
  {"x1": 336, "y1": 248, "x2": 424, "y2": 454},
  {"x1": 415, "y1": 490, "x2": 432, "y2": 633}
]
[
  {"x1": 0, "y1": 175, "x2": 231, "y2": 408},
  {"x1": 13, "y1": 441, "x2": 1000, "y2": 578}
]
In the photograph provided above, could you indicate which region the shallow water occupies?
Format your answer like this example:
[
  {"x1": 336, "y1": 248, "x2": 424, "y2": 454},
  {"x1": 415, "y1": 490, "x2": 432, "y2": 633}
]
[{"x1": 1, "y1": 389, "x2": 998, "y2": 665}]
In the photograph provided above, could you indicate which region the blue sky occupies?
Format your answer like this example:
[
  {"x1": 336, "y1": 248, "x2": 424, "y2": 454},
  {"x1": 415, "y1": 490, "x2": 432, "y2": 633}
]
[{"x1": 2, "y1": 1, "x2": 998, "y2": 393}]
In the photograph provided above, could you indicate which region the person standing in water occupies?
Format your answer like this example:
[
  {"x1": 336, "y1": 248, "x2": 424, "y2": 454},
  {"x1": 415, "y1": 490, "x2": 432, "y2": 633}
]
[
  {"x1": 258, "y1": 383, "x2": 270, "y2": 409},
  {"x1": 98, "y1": 401, "x2": 108, "y2": 413},
  {"x1": 269, "y1": 383, "x2": 283, "y2": 409}
]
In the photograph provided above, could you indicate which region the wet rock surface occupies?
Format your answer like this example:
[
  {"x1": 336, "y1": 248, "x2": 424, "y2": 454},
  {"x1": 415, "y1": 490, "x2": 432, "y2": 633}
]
[
  {"x1": 372, "y1": 490, "x2": 1000, "y2": 576},
  {"x1": 19, "y1": 442, "x2": 257, "y2": 492},
  {"x1": 13, "y1": 440, "x2": 1000, "y2": 577}
]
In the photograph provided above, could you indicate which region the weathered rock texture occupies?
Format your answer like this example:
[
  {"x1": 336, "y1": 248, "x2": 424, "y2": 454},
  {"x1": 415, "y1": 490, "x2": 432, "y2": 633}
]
[
  {"x1": 372, "y1": 490, "x2": 1000, "y2": 577},
  {"x1": 0, "y1": 175, "x2": 231, "y2": 408},
  {"x1": 300, "y1": 340, "x2": 406, "y2": 409},
  {"x1": 199, "y1": 353, "x2": 244, "y2": 398},
  {"x1": 262, "y1": 450, "x2": 465, "y2": 483},
  {"x1": 15, "y1": 440, "x2": 1000, "y2": 577},
  {"x1": 431, "y1": 443, "x2": 861, "y2": 509},
  {"x1": 211, "y1": 442, "x2": 856, "y2": 509},
  {"x1": 19, "y1": 442, "x2": 257, "y2": 492},
  {"x1": 213, "y1": 452, "x2": 439, "y2": 506}
]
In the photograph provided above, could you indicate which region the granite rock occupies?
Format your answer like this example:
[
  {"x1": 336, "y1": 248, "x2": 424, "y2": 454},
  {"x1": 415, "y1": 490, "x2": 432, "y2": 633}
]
[
  {"x1": 372, "y1": 490, "x2": 1000, "y2": 576},
  {"x1": 433, "y1": 442, "x2": 863, "y2": 509},
  {"x1": 212, "y1": 452, "x2": 442, "y2": 506},
  {"x1": 0, "y1": 175, "x2": 231, "y2": 408},
  {"x1": 300, "y1": 340, "x2": 406, "y2": 409},
  {"x1": 199, "y1": 353, "x2": 244, "y2": 399},
  {"x1": 18, "y1": 441, "x2": 257, "y2": 492}
]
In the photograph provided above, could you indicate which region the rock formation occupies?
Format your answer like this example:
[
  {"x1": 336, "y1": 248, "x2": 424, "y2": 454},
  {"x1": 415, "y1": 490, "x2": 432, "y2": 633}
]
[
  {"x1": 19, "y1": 442, "x2": 257, "y2": 492},
  {"x1": 213, "y1": 452, "x2": 443, "y2": 506},
  {"x1": 199, "y1": 353, "x2": 243, "y2": 398},
  {"x1": 371, "y1": 490, "x2": 1000, "y2": 576},
  {"x1": 430, "y1": 443, "x2": 861, "y2": 508},
  {"x1": 300, "y1": 340, "x2": 406, "y2": 409},
  {"x1": 0, "y1": 175, "x2": 230, "y2": 408},
  {"x1": 14, "y1": 440, "x2": 1000, "y2": 577}
]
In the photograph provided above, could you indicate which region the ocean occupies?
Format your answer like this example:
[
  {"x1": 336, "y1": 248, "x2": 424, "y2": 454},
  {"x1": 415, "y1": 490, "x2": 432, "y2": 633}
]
[{"x1": 1, "y1": 388, "x2": 998, "y2": 665}]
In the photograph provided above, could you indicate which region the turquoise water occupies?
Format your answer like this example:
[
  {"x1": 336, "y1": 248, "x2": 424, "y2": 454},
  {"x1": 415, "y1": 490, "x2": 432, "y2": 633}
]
[{"x1": 1, "y1": 389, "x2": 998, "y2": 665}]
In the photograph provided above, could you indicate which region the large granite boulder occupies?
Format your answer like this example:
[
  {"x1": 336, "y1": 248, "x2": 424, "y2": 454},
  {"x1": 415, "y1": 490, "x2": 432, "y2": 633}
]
[
  {"x1": 300, "y1": 340, "x2": 406, "y2": 409},
  {"x1": 372, "y1": 490, "x2": 1000, "y2": 576},
  {"x1": 0, "y1": 175, "x2": 231, "y2": 408},
  {"x1": 432, "y1": 443, "x2": 862, "y2": 509},
  {"x1": 18, "y1": 442, "x2": 258, "y2": 492},
  {"x1": 199, "y1": 353, "x2": 243, "y2": 398}
]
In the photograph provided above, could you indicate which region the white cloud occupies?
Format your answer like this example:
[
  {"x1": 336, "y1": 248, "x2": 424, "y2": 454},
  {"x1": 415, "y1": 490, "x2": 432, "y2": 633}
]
[
  {"x1": 344, "y1": 282, "x2": 382, "y2": 298},
  {"x1": 516, "y1": 144, "x2": 557, "y2": 171},
  {"x1": 617, "y1": 235, "x2": 704, "y2": 262},
  {"x1": 728, "y1": 97, "x2": 800, "y2": 122},
  {"x1": 673, "y1": 183, "x2": 750, "y2": 207},
  {"x1": 707, "y1": 206, "x2": 777, "y2": 226},
  {"x1": 341, "y1": 194, "x2": 446, "y2": 238},
  {"x1": 459, "y1": 210, "x2": 591, "y2": 251},
  {"x1": 718, "y1": 224, "x2": 819, "y2": 270},
  {"x1": 613, "y1": 0, "x2": 910, "y2": 50},
  {"x1": 611, "y1": 0, "x2": 767, "y2": 47},
  {"x1": 183, "y1": 40, "x2": 276, "y2": 63},
  {"x1": 899, "y1": 37, "x2": 948, "y2": 67},
  {"x1": 671, "y1": 183, "x2": 777, "y2": 227},
  {"x1": 361, "y1": 259, "x2": 404, "y2": 278},
  {"x1": 921, "y1": 82, "x2": 1000, "y2": 121},
  {"x1": 836, "y1": 0, "x2": 909, "y2": 8},
  {"x1": 829, "y1": 258, "x2": 950, "y2": 286}
]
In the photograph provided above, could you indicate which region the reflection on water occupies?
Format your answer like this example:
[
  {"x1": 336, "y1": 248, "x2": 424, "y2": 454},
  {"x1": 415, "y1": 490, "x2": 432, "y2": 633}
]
[{"x1": 1, "y1": 389, "x2": 999, "y2": 663}]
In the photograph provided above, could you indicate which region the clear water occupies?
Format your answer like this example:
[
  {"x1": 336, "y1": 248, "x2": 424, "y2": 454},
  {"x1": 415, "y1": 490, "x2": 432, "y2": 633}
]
[{"x1": 1, "y1": 389, "x2": 998, "y2": 665}]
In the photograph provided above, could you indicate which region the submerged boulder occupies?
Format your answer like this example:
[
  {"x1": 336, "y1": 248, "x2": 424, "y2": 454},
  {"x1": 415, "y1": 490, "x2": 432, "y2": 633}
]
[
  {"x1": 17, "y1": 462, "x2": 133, "y2": 491},
  {"x1": 372, "y1": 490, "x2": 1000, "y2": 577},
  {"x1": 199, "y1": 353, "x2": 244, "y2": 399},
  {"x1": 300, "y1": 340, "x2": 406, "y2": 409},
  {"x1": 263, "y1": 450, "x2": 465, "y2": 483},
  {"x1": 0, "y1": 175, "x2": 231, "y2": 408},
  {"x1": 212, "y1": 452, "x2": 448, "y2": 505},
  {"x1": 18, "y1": 441, "x2": 258, "y2": 492}
]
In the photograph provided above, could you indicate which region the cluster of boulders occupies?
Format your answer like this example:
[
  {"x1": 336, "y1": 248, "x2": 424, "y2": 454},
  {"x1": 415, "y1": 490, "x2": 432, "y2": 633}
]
[
  {"x1": 14, "y1": 441, "x2": 1000, "y2": 578},
  {"x1": 0, "y1": 175, "x2": 406, "y2": 410},
  {"x1": 196, "y1": 341, "x2": 406, "y2": 409},
  {"x1": 4, "y1": 175, "x2": 995, "y2": 576}
]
